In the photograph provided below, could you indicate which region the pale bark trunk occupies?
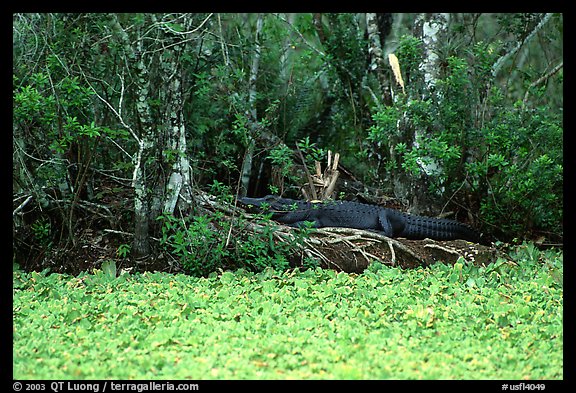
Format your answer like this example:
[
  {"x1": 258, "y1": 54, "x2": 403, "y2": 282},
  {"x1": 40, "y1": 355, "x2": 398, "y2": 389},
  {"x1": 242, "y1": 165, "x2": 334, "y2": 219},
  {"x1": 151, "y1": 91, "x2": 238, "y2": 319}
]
[
  {"x1": 417, "y1": 13, "x2": 450, "y2": 92},
  {"x1": 413, "y1": 13, "x2": 449, "y2": 181},
  {"x1": 162, "y1": 46, "x2": 193, "y2": 215},
  {"x1": 393, "y1": 13, "x2": 451, "y2": 215}
]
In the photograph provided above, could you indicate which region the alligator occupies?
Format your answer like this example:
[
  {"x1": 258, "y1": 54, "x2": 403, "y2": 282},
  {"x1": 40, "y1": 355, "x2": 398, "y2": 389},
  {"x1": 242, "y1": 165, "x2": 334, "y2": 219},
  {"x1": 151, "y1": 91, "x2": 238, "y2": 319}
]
[{"x1": 238, "y1": 195, "x2": 481, "y2": 243}]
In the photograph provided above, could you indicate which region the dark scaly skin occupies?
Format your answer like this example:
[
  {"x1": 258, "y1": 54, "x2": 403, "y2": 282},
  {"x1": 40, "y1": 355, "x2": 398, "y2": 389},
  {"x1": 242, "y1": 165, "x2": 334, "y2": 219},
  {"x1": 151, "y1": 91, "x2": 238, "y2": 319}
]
[{"x1": 238, "y1": 195, "x2": 480, "y2": 243}]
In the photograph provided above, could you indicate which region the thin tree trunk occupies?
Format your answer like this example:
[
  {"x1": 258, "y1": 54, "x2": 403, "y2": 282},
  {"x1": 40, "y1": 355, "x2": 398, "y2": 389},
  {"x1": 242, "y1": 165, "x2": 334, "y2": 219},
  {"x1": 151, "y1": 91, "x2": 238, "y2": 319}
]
[
  {"x1": 239, "y1": 13, "x2": 263, "y2": 197},
  {"x1": 132, "y1": 53, "x2": 155, "y2": 258},
  {"x1": 111, "y1": 14, "x2": 154, "y2": 258},
  {"x1": 162, "y1": 43, "x2": 193, "y2": 215},
  {"x1": 279, "y1": 13, "x2": 295, "y2": 89},
  {"x1": 366, "y1": 13, "x2": 392, "y2": 106},
  {"x1": 383, "y1": 13, "x2": 404, "y2": 55}
]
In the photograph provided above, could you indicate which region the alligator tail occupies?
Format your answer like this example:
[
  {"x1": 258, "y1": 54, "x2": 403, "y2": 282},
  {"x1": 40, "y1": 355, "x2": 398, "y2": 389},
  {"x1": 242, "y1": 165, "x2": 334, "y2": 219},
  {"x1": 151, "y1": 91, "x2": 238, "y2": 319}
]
[{"x1": 403, "y1": 215, "x2": 480, "y2": 243}]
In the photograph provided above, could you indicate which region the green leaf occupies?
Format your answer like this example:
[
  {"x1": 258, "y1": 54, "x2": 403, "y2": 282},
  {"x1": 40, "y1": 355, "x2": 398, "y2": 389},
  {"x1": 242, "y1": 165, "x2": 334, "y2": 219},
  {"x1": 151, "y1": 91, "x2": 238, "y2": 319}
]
[{"x1": 101, "y1": 260, "x2": 117, "y2": 280}]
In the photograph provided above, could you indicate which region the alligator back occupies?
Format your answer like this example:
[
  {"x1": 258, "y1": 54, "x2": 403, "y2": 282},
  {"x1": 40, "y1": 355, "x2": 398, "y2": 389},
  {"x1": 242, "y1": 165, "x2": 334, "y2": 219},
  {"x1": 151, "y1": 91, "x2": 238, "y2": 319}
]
[
  {"x1": 305, "y1": 200, "x2": 383, "y2": 230},
  {"x1": 239, "y1": 196, "x2": 382, "y2": 229}
]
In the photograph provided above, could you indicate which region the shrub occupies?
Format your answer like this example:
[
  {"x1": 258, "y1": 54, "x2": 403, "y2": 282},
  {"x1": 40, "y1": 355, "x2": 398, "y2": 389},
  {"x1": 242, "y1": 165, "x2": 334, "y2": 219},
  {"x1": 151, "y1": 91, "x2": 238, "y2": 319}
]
[
  {"x1": 156, "y1": 211, "x2": 315, "y2": 276},
  {"x1": 365, "y1": 35, "x2": 563, "y2": 241}
]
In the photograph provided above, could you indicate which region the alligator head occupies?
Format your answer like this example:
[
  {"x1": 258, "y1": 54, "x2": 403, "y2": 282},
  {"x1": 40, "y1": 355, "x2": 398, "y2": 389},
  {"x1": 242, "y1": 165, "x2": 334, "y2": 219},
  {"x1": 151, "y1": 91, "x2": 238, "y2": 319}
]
[{"x1": 237, "y1": 195, "x2": 304, "y2": 214}]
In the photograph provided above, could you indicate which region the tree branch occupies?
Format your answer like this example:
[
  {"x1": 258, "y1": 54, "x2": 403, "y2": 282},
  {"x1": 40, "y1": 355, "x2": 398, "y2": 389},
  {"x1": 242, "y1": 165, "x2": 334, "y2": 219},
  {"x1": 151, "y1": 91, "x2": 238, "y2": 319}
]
[
  {"x1": 491, "y1": 13, "x2": 553, "y2": 78},
  {"x1": 522, "y1": 61, "x2": 563, "y2": 106}
]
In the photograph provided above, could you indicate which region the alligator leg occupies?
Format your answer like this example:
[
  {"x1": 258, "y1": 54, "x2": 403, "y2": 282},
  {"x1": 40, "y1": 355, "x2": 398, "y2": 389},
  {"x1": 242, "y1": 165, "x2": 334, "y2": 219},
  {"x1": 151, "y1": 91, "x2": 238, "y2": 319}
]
[{"x1": 377, "y1": 209, "x2": 394, "y2": 237}]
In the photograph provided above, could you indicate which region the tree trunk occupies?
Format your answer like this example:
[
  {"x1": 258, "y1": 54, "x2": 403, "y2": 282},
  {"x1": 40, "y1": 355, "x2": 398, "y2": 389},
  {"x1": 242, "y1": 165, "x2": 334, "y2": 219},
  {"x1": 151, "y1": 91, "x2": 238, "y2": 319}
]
[
  {"x1": 110, "y1": 14, "x2": 207, "y2": 257},
  {"x1": 279, "y1": 13, "x2": 296, "y2": 88},
  {"x1": 366, "y1": 13, "x2": 392, "y2": 106},
  {"x1": 131, "y1": 48, "x2": 155, "y2": 257},
  {"x1": 389, "y1": 13, "x2": 451, "y2": 215},
  {"x1": 416, "y1": 13, "x2": 450, "y2": 92},
  {"x1": 110, "y1": 14, "x2": 155, "y2": 258},
  {"x1": 239, "y1": 13, "x2": 264, "y2": 197},
  {"x1": 161, "y1": 39, "x2": 193, "y2": 215},
  {"x1": 413, "y1": 12, "x2": 450, "y2": 179}
]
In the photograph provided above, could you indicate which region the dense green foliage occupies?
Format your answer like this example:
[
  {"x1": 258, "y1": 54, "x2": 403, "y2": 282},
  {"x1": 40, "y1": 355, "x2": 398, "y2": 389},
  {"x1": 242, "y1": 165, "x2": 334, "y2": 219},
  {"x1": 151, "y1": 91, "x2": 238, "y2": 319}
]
[
  {"x1": 156, "y1": 210, "x2": 317, "y2": 275},
  {"x1": 14, "y1": 243, "x2": 562, "y2": 379},
  {"x1": 366, "y1": 36, "x2": 563, "y2": 240}
]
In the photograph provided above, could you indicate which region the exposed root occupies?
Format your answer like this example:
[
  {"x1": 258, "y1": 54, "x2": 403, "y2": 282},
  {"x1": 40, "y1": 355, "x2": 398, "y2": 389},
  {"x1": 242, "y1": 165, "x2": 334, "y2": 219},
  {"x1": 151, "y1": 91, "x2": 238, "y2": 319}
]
[{"x1": 423, "y1": 243, "x2": 463, "y2": 256}]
